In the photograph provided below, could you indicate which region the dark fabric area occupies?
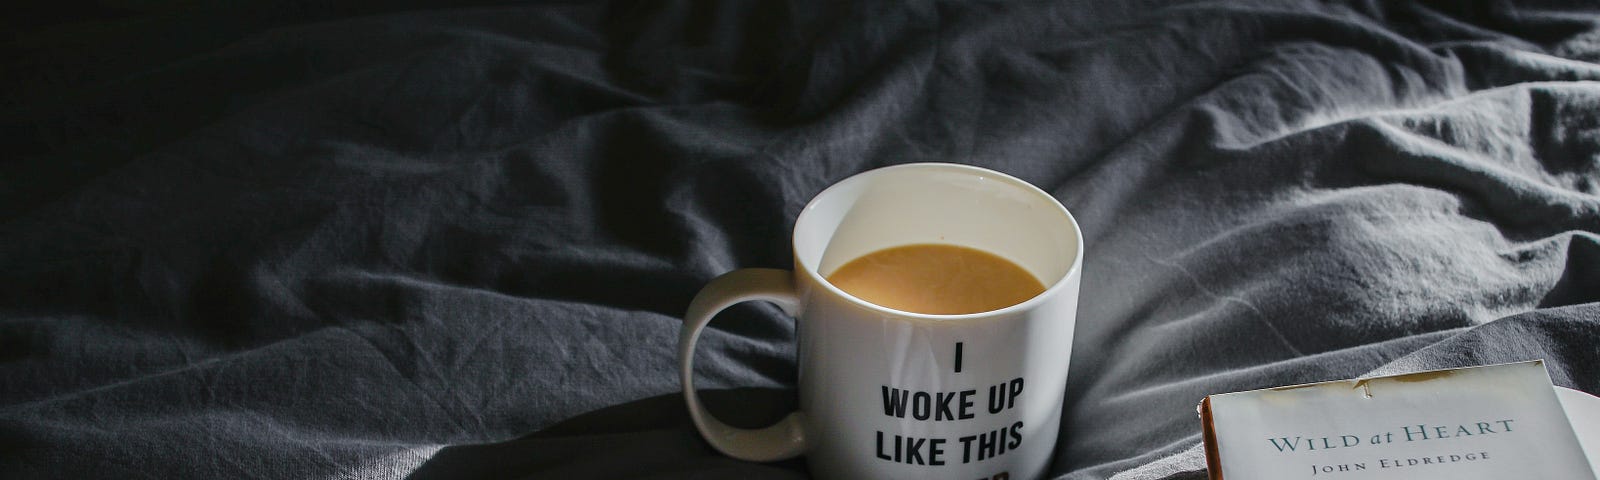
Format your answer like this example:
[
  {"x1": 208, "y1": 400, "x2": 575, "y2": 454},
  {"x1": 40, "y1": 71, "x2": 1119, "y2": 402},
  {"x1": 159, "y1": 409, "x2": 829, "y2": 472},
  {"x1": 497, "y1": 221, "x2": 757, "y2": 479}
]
[{"x1": 3, "y1": 1, "x2": 1598, "y2": 478}]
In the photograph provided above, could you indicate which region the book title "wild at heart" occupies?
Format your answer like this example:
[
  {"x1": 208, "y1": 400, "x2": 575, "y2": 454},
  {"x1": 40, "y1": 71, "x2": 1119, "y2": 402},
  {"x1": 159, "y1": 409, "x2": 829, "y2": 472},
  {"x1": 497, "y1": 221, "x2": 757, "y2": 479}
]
[{"x1": 1267, "y1": 418, "x2": 1517, "y2": 476}]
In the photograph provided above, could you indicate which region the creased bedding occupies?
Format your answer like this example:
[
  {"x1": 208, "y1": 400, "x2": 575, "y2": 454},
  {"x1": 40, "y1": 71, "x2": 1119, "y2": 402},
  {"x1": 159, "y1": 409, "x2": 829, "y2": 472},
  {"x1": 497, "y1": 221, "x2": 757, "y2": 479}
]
[{"x1": 3, "y1": 1, "x2": 1598, "y2": 478}]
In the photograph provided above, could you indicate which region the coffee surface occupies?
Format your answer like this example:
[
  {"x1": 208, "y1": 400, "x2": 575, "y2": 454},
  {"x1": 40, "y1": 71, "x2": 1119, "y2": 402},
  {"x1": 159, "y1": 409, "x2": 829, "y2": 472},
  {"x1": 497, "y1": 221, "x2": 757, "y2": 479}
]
[{"x1": 825, "y1": 243, "x2": 1045, "y2": 315}]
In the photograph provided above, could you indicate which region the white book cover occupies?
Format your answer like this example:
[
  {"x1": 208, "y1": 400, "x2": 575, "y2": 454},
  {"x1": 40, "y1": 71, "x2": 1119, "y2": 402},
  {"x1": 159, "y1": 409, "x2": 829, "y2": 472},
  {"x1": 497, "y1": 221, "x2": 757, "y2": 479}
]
[{"x1": 1199, "y1": 360, "x2": 1596, "y2": 480}]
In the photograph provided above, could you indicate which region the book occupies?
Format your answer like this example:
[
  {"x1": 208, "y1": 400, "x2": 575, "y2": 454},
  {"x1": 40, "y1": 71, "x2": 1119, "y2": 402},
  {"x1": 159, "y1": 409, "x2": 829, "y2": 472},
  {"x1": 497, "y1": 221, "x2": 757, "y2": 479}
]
[{"x1": 1198, "y1": 360, "x2": 1596, "y2": 479}]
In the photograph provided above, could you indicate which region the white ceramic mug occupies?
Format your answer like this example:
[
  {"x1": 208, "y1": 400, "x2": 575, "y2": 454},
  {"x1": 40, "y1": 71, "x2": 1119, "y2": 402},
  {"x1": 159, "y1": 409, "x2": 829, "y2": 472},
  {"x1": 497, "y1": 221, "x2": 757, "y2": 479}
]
[{"x1": 679, "y1": 163, "x2": 1084, "y2": 480}]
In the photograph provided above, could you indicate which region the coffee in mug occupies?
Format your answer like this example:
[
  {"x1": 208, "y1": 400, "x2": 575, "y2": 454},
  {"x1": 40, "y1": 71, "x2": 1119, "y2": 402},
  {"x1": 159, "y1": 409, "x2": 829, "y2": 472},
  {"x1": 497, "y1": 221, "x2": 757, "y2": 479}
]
[{"x1": 826, "y1": 243, "x2": 1045, "y2": 315}]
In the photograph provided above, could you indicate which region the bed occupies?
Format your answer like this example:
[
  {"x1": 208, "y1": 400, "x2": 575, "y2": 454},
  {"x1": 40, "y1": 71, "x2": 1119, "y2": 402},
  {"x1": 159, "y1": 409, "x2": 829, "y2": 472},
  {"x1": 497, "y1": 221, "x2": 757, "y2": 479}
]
[{"x1": 4, "y1": 1, "x2": 1598, "y2": 478}]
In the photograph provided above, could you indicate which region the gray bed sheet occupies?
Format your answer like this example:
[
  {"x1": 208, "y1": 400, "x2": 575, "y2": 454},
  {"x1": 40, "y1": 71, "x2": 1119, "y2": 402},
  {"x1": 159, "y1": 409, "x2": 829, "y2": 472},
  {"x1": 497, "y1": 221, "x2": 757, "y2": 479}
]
[{"x1": 3, "y1": 1, "x2": 1597, "y2": 478}]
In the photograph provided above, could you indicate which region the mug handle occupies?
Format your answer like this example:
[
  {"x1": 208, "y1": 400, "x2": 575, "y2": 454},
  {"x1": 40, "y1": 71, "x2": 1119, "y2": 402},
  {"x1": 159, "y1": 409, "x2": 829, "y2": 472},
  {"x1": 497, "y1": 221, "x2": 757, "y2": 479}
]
[{"x1": 679, "y1": 268, "x2": 808, "y2": 461}]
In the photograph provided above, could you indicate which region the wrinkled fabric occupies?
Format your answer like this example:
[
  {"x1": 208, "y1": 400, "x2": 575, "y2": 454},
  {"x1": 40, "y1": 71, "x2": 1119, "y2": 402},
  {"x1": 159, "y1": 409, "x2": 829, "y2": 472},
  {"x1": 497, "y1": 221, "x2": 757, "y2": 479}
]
[{"x1": 2, "y1": 1, "x2": 1598, "y2": 479}]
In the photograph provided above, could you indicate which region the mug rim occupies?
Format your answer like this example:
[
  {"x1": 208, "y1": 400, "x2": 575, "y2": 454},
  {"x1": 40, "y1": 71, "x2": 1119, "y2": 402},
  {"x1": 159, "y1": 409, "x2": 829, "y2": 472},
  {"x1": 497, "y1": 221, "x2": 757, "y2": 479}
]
[{"x1": 791, "y1": 162, "x2": 1084, "y2": 321}]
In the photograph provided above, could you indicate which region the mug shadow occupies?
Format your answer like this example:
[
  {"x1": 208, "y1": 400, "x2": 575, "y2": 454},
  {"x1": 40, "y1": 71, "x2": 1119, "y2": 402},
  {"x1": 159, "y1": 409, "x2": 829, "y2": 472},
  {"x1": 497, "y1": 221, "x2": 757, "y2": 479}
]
[{"x1": 406, "y1": 388, "x2": 809, "y2": 479}]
